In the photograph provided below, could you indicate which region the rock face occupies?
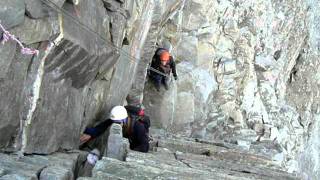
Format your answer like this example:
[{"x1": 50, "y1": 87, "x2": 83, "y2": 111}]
[
  {"x1": 86, "y1": 131, "x2": 300, "y2": 180},
  {"x1": 137, "y1": 0, "x2": 319, "y2": 178},
  {"x1": 104, "y1": 124, "x2": 128, "y2": 161},
  {"x1": 0, "y1": 0, "x2": 320, "y2": 179},
  {"x1": 0, "y1": 152, "x2": 80, "y2": 179},
  {"x1": 143, "y1": 61, "x2": 218, "y2": 137},
  {"x1": 0, "y1": 0, "x2": 25, "y2": 29},
  {"x1": 0, "y1": 0, "x2": 152, "y2": 154}
]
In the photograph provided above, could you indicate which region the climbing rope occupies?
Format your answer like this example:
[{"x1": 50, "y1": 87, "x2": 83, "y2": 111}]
[
  {"x1": 40, "y1": 0, "x2": 212, "y2": 79},
  {"x1": 0, "y1": 22, "x2": 39, "y2": 56},
  {"x1": 40, "y1": 0, "x2": 174, "y2": 78}
]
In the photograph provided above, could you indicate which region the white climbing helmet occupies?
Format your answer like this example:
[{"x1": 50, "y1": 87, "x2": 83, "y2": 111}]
[{"x1": 110, "y1": 106, "x2": 128, "y2": 121}]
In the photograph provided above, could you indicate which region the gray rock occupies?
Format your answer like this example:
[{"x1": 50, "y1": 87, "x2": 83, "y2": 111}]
[
  {"x1": 143, "y1": 61, "x2": 218, "y2": 136},
  {"x1": 126, "y1": 0, "x2": 158, "y2": 106},
  {"x1": 43, "y1": 0, "x2": 66, "y2": 8},
  {"x1": 0, "y1": 42, "x2": 33, "y2": 150},
  {"x1": 101, "y1": 0, "x2": 121, "y2": 12},
  {"x1": 0, "y1": 174, "x2": 34, "y2": 180},
  {"x1": 0, "y1": 0, "x2": 319, "y2": 178},
  {"x1": 0, "y1": 0, "x2": 152, "y2": 154},
  {"x1": 0, "y1": 0, "x2": 25, "y2": 29},
  {"x1": 25, "y1": 0, "x2": 46, "y2": 19},
  {"x1": 220, "y1": 58, "x2": 237, "y2": 75},
  {"x1": 224, "y1": 19, "x2": 239, "y2": 38},
  {"x1": 0, "y1": 41, "x2": 16, "y2": 79},
  {"x1": 11, "y1": 17, "x2": 56, "y2": 45},
  {"x1": 76, "y1": 178, "x2": 98, "y2": 180},
  {"x1": 206, "y1": 120, "x2": 218, "y2": 131},
  {"x1": 0, "y1": 168, "x2": 5, "y2": 176},
  {"x1": 173, "y1": 92, "x2": 194, "y2": 127},
  {"x1": 108, "y1": 11, "x2": 127, "y2": 47},
  {"x1": 87, "y1": 135, "x2": 299, "y2": 180},
  {"x1": 39, "y1": 166, "x2": 72, "y2": 180},
  {"x1": 254, "y1": 55, "x2": 275, "y2": 71},
  {"x1": 0, "y1": 152, "x2": 79, "y2": 180},
  {"x1": 180, "y1": 1, "x2": 208, "y2": 31},
  {"x1": 104, "y1": 124, "x2": 128, "y2": 161},
  {"x1": 176, "y1": 35, "x2": 198, "y2": 64},
  {"x1": 143, "y1": 80, "x2": 177, "y2": 130},
  {"x1": 18, "y1": 0, "x2": 121, "y2": 154},
  {"x1": 105, "y1": 46, "x2": 139, "y2": 111}
]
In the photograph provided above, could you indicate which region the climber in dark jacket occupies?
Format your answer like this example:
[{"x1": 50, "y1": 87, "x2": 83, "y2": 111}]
[
  {"x1": 149, "y1": 48, "x2": 178, "y2": 91},
  {"x1": 80, "y1": 105, "x2": 150, "y2": 153}
]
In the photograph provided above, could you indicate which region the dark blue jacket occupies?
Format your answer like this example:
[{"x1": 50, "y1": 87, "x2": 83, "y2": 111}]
[
  {"x1": 127, "y1": 116, "x2": 150, "y2": 152},
  {"x1": 84, "y1": 115, "x2": 150, "y2": 153}
]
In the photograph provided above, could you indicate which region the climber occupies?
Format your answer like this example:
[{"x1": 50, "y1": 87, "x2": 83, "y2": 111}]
[
  {"x1": 149, "y1": 48, "x2": 178, "y2": 91},
  {"x1": 80, "y1": 105, "x2": 150, "y2": 153}
]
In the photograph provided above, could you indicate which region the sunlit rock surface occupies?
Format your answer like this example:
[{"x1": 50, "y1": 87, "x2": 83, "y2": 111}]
[{"x1": 0, "y1": 0, "x2": 319, "y2": 179}]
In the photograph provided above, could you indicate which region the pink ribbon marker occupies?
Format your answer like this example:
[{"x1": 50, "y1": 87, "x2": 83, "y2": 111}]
[{"x1": 0, "y1": 23, "x2": 39, "y2": 56}]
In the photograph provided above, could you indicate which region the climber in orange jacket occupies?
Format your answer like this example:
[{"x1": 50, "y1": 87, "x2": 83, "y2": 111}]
[{"x1": 149, "y1": 48, "x2": 178, "y2": 91}]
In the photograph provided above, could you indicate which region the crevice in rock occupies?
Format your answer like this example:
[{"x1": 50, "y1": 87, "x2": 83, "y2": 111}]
[
  {"x1": 288, "y1": 53, "x2": 302, "y2": 83},
  {"x1": 273, "y1": 50, "x2": 282, "y2": 61},
  {"x1": 239, "y1": 170, "x2": 251, "y2": 174},
  {"x1": 298, "y1": 116, "x2": 304, "y2": 128},
  {"x1": 180, "y1": 159, "x2": 193, "y2": 168},
  {"x1": 194, "y1": 138, "x2": 232, "y2": 149},
  {"x1": 109, "y1": 22, "x2": 114, "y2": 44},
  {"x1": 65, "y1": 0, "x2": 74, "y2": 4},
  {"x1": 173, "y1": 152, "x2": 193, "y2": 168},
  {"x1": 200, "y1": 150, "x2": 211, "y2": 156},
  {"x1": 25, "y1": 11, "x2": 32, "y2": 19},
  {"x1": 122, "y1": 36, "x2": 129, "y2": 46},
  {"x1": 36, "y1": 165, "x2": 48, "y2": 179}
]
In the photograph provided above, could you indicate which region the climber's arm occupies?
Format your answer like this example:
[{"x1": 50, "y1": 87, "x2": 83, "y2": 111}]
[{"x1": 81, "y1": 119, "x2": 113, "y2": 143}]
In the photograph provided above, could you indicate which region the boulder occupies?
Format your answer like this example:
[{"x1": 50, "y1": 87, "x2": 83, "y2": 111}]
[
  {"x1": 0, "y1": 0, "x2": 128, "y2": 154},
  {"x1": 143, "y1": 80, "x2": 177, "y2": 129},
  {"x1": 11, "y1": 17, "x2": 56, "y2": 45},
  {"x1": 176, "y1": 35, "x2": 198, "y2": 64},
  {"x1": 197, "y1": 41, "x2": 215, "y2": 69},
  {"x1": 104, "y1": 124, "x2": 129, "y2": 161},
  {"x1": 0, "y1": 0, "x2": 25, "y2": 29},
  {"x1": 0, "y1": 152, "x2": 79, "y2": 180},
  {"x1": 0, "y1": 42, "x2": 33, "y2": 150},
  {"x1": 101, "y1": 0, "x2": 121, "y2": 12},
  {"x1": 40, "y1": 166, "x2": 73, "y2": 180},
  {"x1": 25, "y1": 0, "x2": 47, "y2": 19}
]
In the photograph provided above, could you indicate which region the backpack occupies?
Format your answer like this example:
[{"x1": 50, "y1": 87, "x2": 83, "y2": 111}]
[
  {"x1": 125, "y1": 105, "x2": 143, "y2": 116},
  {"x1": 124, "y1": 105, "x2": 150, "y2": 133}
]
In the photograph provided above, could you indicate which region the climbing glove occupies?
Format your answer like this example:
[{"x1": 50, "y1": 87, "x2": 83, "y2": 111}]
[{"x1": 174, "y1": 76, "x2": 178, "y2": 80}]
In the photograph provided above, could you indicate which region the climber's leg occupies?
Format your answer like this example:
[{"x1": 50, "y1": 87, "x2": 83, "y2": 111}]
[{"x1": 151, "y1": 74, "x2": 162, "y2": 91}]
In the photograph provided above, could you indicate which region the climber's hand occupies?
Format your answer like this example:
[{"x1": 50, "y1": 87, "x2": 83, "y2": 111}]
[
  {"x1": 174, "y1": 76, "x2": 178, "y2": 80},
  {"x1": 80, "y1": 134, "x2": 92, "y2": 143}
]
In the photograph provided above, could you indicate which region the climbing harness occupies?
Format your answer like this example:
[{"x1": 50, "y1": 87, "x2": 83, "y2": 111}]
[{"x1": 0, "y1": 22, "x2": 39, "y2": 56}]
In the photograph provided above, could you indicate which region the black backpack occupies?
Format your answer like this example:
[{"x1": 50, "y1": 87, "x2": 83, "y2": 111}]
[{"x1": 125, "y1": 105, "x2": 150, "y2": 130}]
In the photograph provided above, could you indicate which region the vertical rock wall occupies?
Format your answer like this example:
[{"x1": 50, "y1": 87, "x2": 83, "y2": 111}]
[
  {"x1": 0, "y1": 0, "x2": 319, "y2": 178},
  {"x1": 292, "y1": 0, "x2": 320, "y2": 179},
  {"x1": 140, "y1": 0, "x2": 319, "y2": 177},
  {"x1": 0, "y1": 0, "x2": 153, "y2": 154}
]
